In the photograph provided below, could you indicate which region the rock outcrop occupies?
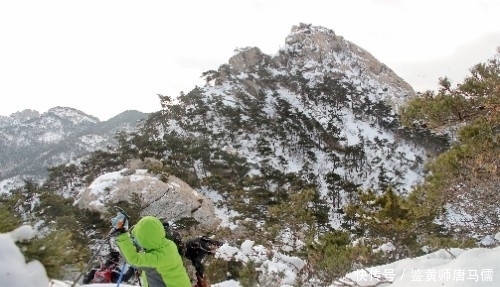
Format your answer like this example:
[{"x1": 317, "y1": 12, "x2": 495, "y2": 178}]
[{"x1": 76, "y1": 169, "x2": 220, "y2": 232}]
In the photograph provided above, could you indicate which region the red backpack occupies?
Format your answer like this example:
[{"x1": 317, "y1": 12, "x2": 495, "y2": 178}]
[{"x1": 92, "y1": 262, "x2": 115, "y2": 283}]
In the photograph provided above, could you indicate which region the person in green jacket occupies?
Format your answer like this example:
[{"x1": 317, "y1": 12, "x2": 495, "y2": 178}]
[{"x1": 111, "y1": 214, "x2": 192, "y2": 287}]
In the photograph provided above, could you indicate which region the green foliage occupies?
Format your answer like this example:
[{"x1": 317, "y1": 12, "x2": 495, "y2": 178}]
[
  {"x1": 0, "y1": 203, "x2": 21, "y2": 233},
  {"x1": 461, "y1": 51, "x2": 500, "y2": 98},
  {"x1": 173, "y1": 217, "x2": 200, "y2": 230},
  {"x1": 399, "y1": 47, "x2": 500, "y2": 239},
  {"x1": 238, "y1": 260, "x2": 259, "y2": 287},
  {"x1": 401, "y1": 48, "x2": 500, "y2": 131},
  {"x1": 77, "y1": 208, "x2": 109, "y2": 237},
  {"x1": 1, "y1": 180, "x2": 100, "y2": 278},
  {"x1": 37, "y1": 189, "x2": 107, "y2": 244},
  {"x1": 201, "y1": 70, "x2": 220, "y2": 84},
  {"x1": 400, "y1": 89, "x2": 474, "y2": 129},
  {"x1": 422, "y1": 115, "x2": 500, "y2": 237},
  {"x1": 81, "y1": 150, "x2": 126, "y2": 185},
  {"x1": 18, "y1": 230, "x2": 88, "y2": 279},
  {"x1": 304, "y1": 231, "x2": 371, "y2": 285},
  {"x1": 45, "y1": 164, "x2": 79, "y2": 191},
  {"x1": 343, "y1": 188, "x2": 421, "y2": 260},
  {"x1": 268, "y1": 188, "x2": 321, "y2": 249},
  {"x1": 342, "y1": 184, "x2": 472, "y2": 267},
  {"x1": 45, "y1": 148, "x2": 126, "y2": 191},
  {"x1": 204, "y1": 257, "x2": 237, "y2": 284}
]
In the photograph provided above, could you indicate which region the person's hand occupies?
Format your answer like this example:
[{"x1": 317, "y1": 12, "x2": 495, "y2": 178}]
[{"x1": 111, "y1": 213, "x2": 129, "y2": 234}]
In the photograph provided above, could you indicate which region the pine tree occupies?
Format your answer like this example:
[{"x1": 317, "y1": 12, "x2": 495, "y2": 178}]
[
  {"x1": 343, "y1": 188, "x2": 416, "y2": 261},
  {"x1": 400, "y1": 47, "x2": 500, "y2": 239},
  {"x1": 0, "y1": 203, "x2": 20, "y2": 233},
  {"x1": 268, "y1": 188, "x2": 317, "y2": 250}
]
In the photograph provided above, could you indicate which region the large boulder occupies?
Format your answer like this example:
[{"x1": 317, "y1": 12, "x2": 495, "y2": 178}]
[{"x1": 76, "y1": 169, "x2": 220, "y2": 232}]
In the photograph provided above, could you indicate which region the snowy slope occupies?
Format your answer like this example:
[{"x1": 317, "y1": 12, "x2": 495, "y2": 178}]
[{"x1": 2, "y1": 226, "x2": 499, "y2": 287}]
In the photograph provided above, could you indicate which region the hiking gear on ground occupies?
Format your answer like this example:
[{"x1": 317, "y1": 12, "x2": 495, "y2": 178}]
[
  {"x1": 72, "y1": 206, "x2": 130, "y2": 287},
  {"x1": 92, "y1": 262, "x2": 115, "y2": 283},
  {"x1": 82, "y1": 256, "x2": 135, "y2": 284},
  {"x1": 70, "y1": 228, "x2": 116, "y2": 287},
  {"x1": 115, "y1": 216, "x2": 191, "y2": 287}
]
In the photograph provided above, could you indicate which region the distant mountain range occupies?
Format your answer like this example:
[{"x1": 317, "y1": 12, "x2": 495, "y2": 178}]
[{"x1": 0, "y1": 107, "x2": 149, "y2": 190}]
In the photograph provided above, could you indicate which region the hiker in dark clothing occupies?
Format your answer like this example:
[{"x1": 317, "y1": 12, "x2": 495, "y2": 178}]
[
  {"x1": 184, "y1": 236, "x2": 223, "y2": 287},
  {"x1": 82, "y1": 250, "x2": 135, "y2": 284},
  {"x1": 160, "y1": 219, "x2": 223, "y2": 287}
]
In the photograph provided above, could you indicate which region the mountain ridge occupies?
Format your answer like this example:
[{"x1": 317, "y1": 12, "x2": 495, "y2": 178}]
[
  {"x1": 0, "y1": 106, "x2": 149, "y2": 190},
  {"x1": 149, "y1": 23, "x2": 443, "y2": 196},
  {"x1": 74, "y1": 24, "x2": 447, "y2": 246}
]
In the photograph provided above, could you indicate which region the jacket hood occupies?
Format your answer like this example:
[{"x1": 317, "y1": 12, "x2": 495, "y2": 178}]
[{"x1": 131, "y1": 216, "x2": 166, "y2": 250}]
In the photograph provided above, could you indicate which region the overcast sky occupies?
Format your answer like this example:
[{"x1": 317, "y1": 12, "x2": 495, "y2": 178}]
[{"x1": 1, "y1": 0, "x2": 499, "y2": 121}]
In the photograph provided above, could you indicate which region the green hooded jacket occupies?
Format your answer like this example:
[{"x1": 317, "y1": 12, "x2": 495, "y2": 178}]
[{"x1": 116, "y1": 216, "x2": 191, "y2": 287}]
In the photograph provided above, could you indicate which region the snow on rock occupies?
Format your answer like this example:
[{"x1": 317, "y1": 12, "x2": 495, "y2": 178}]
[
  {"x1": 375, "y1": 242, "x2": 396, "y2": 253},
  {"x1": 495, "y1": 232, "x2": 500, "y2": 242},
  {"x1": 215, "y1": 240, "x2": 306, "y2": 286},
  {"x1": 76, "y1": 169, "x2": 220, "y2": 231},
  {"x1": 0, "y1": 226, "x2": 49, "y2": 287},
  {"x1": 47, "y1": 106, "x2": 99, "y2": 125},
  {"x1": 212, "y1": 280, "x2": 241, "y2": 287},
  {"x1": 213, "y1": 245, "x2": 500, "y2": 287},
  {"x1": 480, "y1": 235, "x2": 498, "y2": 247},
  {"x1": 0, "y1": 175, "x2": 25, "y2": 194},
  {"x1": 215, "y1": 240, "x2": 268, "y2": 264}
]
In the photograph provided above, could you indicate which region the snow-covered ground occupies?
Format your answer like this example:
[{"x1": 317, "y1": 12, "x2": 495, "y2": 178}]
[
  {"x1": 3, "y1": 174, "x2": 500, "y2": 287},
  {"x1": 2, "y1": 225, "x2": 500, "y2": 287}
]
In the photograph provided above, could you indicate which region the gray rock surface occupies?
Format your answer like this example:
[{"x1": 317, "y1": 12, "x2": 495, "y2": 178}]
[{"x1": 77, "y1": 169, "x2": 220, "y2": 232}]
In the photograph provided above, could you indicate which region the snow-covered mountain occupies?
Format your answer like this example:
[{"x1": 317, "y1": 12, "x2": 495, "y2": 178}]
[
  {"x1": 0, "y1": 23, "x2": 459, "y2": 287},
  {"x1": 0, "y1": 107, "x2": 149, "y2": 188},
  {"x1": 143, "y1": 23, "x2": 448, "y2": 200}
]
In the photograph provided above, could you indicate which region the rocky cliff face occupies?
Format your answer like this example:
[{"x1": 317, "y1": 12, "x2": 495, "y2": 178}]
[
  {"x1": 217, "y1": 24, "x2": 414, "y2": 111},
  {"x1": 280, "y1": 24, "x2": 415, "y2": 111}
]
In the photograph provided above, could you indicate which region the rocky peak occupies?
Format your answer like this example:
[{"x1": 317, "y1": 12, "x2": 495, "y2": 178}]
[
  {"x1": 151, "y1": 23, "x2": 441, "y2": 198},
  {"x1": 46, "y1": 106, "x2": 100, "y2": 125},
  {"x1": 278, "y1": 23, "x2": 415, "y2": 111},
  {"x1": 210, "y1": 23, "x2": 414, "y2": 112},
  {"x1": 284, "y1": 23, "x2": 346, "y2": 57},
  {"x1": 12, "y1": 109, "x2": 41, "y2": 120},
  {"x1": 228, "y1": 47, "x2": 269, "y2": 74},
  {"x1": 0, "y1": 109, "x2": 40, "y2": 126}
]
